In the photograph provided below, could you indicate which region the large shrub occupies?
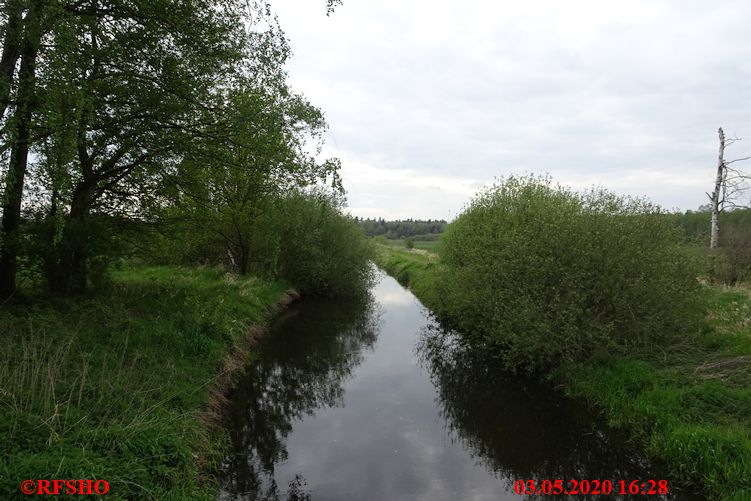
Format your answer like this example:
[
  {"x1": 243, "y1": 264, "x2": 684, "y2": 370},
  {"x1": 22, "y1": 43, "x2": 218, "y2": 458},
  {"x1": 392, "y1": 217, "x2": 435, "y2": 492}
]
[
  {"x1": 437, "y1": 176, "x2": 702, "y2": 372},
  {"x1": 250, "y1": 191, "x2": 375, "y2": 297},
  {"x1": 143, "y1": 190, "x2": 374, "y2": 297}
]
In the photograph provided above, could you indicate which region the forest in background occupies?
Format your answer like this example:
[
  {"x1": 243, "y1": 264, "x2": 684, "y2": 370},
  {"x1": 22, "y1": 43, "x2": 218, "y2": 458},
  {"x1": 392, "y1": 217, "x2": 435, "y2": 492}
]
[{"x1": 356, "y1": 217, "x2": 447, "y2": 240}]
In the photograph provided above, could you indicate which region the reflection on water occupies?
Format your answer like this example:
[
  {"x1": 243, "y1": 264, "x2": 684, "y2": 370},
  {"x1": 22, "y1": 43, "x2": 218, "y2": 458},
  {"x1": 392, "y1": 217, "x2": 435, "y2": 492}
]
[
  {"x1": 219, "y1": 272, "x2": 703, "y2": 500},
  {"x1": 416, "y1": 324, "x2": 703, "y2": 500},
  {"x1": 219, "y1": 295, "x2": 380, "y2": 500}
]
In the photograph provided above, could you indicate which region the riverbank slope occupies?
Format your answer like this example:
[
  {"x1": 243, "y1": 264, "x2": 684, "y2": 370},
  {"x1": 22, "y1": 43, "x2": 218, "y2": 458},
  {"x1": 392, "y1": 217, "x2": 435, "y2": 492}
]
[
  {"x1": 0, "y1": 265, "x2": 292, "y2": 499},
  {"x1": 376, "y1": 245, "x2": 751, "y2": 500}
]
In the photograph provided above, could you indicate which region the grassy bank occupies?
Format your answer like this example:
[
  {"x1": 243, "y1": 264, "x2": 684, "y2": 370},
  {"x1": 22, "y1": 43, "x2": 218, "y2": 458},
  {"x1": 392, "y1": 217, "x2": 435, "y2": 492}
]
[
  {"x1": 374, "y1": 244, "x2": 441, "y2": 305},
  {"x1": 0, "y1": 265, "x2": 290, "y2": 500},
  {"x1": 376, "y1": 244, "x2": 751, "y2": 500}
]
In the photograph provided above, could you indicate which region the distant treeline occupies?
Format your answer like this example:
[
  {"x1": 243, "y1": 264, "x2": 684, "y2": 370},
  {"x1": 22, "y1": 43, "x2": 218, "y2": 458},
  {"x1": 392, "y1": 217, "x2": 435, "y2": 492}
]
[
  {"x1": 672, "y1": 208, "x2": 751, "y2": 240},
  {"x1": 357, "y1": 218, "x2": 448, "y2": 239}
]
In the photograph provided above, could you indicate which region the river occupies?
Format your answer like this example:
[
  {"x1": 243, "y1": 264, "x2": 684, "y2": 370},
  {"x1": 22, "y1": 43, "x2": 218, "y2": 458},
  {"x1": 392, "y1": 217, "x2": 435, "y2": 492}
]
[{"x1": 218, "y1": 270, "x2": 702, "y2": 500}]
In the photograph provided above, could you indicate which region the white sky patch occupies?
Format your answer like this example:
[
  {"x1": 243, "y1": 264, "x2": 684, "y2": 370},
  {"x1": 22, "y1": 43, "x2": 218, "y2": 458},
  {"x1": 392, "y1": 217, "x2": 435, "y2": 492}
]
[
  {"x1": 275, "y1": 0, "x2": 751, "y2": 219},
  {"x1": 332, "y1": 149, "x2": 481, "y2": 220}
]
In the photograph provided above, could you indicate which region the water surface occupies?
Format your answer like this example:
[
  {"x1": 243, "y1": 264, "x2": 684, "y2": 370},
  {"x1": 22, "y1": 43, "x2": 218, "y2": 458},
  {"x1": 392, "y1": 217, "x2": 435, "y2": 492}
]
[{"x1": 219, "y1": 271, "x2": 701, "y2": 500}]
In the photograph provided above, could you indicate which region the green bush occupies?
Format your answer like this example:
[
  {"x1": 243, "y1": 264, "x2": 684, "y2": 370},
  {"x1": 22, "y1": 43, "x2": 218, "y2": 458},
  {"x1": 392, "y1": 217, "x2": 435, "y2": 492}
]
[
  {"x1": 250, "y1": 191, "x2": 375, "y2": 297},
  {"x1": 437, "y1": 175, "x2": 702, "y2": 372},
  {"x1": 714, "y1": 223, "x2": 751, "y2": 285},
  {"x1": 405, "y1": 239, "x2": 415, "y2": 249},
  {"x1": 142, "y1": 190, "x2": 374, "y2": 298}
]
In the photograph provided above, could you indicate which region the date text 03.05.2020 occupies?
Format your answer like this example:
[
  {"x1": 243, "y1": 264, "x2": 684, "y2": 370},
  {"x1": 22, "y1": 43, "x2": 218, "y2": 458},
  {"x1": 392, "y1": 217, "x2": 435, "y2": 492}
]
[{"x1": 514, "y1": 479, "x2": 669, "y2": 496}]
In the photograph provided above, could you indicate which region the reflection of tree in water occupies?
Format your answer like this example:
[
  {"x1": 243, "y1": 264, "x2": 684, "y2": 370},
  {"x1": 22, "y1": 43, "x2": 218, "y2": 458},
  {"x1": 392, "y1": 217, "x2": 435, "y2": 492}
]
[
  {"x1": 416, "y1": 320, "x2": 678, "y2": 501},
  {"x1": 219, "y1": 295, "x2": 381, "y2": 501}
]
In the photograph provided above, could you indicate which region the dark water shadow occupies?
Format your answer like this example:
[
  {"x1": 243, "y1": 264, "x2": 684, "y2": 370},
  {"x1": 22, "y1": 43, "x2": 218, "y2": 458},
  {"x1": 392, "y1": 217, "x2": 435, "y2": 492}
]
[
  {"x1": 415, "y1": 318, "x2": 705, "y2": 500},
  {"x1": 219, "y1": 294, "x2": 381, "y2": 501}
]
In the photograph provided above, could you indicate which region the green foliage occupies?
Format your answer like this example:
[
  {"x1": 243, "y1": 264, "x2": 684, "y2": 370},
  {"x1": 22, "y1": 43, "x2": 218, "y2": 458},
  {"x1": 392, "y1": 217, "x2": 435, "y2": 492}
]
[
  {"x1": 0, "y1": 265, "x2": 288, "y2": 499},
  {"x1": 713, "y1": 224, "x2": 751, "y2": 285},
  {"x1": 404, "y1": 238, "x2": 415, "y2": 249},
  {"x1": 1, "y1": 1, "x2": 347, "y2": 296},
  {"x1": 436, "y1": 175, "x2": 702, "y2": 372},
  {"x1": 672, "y1": 208, "x2": 751, "y2": 243},
  {"x1": 670, "y1": 209, "x2": 751, "y2": 285},
  {"x1": 161, "y1": 82, "x2": 344, "y2": 280},
  {"x1": 156, "y1": 190, "x2": 373, "y2": 297},
  {"x1": 374, "y1": 245, "x2": 442, "y2": 308},
  {"x1": 555, "y1": 287, "x2": 751, "y2": 500},
  {"x1": 378, "y1": 240, "x2": 751, "y2": 500},
  {"x1": 251, "y1": 191, "x2": 375, "y2": 297},
  {"x1": 2, "y1": 0, "x2": 263, "y2": 294},
  {"x1": 357, "y1": 218, "x2": 447, "y2": 239}
]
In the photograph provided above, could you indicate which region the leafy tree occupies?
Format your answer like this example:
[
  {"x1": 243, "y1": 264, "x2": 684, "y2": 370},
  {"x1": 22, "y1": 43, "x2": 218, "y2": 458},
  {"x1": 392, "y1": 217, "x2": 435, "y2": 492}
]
[
  {"x1": 167, "y1": 78, "x2": 342, "y2": 276},
  {"x1": 0, "y1": 0, "x2": 50, "y2": 295},
  {"x1": 0, "y1": 0, "x2": 350, "y2": 297}
]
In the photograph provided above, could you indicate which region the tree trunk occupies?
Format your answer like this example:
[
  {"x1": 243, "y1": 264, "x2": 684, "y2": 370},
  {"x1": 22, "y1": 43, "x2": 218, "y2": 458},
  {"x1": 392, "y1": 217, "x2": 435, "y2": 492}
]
[
  {"x1": 238, "y1": 243, "x2": 250, "y2": 275},
  {"x1": 0, "y1": 0, "x2": 23, "y2": 123},
  {"x1": 0, "y1": 3, "x2": 41, "y2": 296},
  {"x1": 46, "y1": 182, "x2": 95, "y2": 294},
  {"x1": 710, "y1": 127, "x2": 725, "y2": 250}
]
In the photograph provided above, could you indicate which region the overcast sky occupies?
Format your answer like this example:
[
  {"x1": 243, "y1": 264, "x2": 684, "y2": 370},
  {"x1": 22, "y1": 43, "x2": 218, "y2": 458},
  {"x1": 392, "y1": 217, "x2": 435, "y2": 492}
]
[{"x1": 272, "y1": 0, "x2": 751, "y2": 220}]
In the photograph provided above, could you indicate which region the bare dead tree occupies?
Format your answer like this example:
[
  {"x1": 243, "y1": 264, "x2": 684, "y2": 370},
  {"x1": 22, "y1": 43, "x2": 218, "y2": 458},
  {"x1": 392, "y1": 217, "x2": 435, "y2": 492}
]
[{"x1": 707, "y1": 127, "x2": 751, "y2": 249}]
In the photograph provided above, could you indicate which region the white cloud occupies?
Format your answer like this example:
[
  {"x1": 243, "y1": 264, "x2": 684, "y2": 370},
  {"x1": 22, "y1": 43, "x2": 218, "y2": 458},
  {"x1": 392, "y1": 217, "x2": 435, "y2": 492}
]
[{"x1": 274, "y1": 0, "x2": 751, "y2": 218}]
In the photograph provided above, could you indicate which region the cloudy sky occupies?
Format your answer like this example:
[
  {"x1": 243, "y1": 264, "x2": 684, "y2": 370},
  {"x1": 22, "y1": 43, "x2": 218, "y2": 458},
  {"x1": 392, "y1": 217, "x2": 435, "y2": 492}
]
[{"x1": 272, "y1": 0, "x2": 751, "y2": 220}]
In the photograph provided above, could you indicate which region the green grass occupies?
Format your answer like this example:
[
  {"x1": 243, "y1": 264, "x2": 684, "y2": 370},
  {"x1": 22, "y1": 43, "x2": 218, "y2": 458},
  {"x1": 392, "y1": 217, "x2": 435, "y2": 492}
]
[
  {"x1": 0, "y1": 265, "x2": 288, "y2": 500},
  {"x1": 376, "y1": 244, "x2": 751, "y2": 500},
  {"x1": 380, "y1": 238, "x2": 440, "y2": 252},
  {"x1": 555, "y1": 286, "x2": 751, "y2": 500},
  {"x1": 374, "y1": 244, "x2": 442, "y2": 307}
]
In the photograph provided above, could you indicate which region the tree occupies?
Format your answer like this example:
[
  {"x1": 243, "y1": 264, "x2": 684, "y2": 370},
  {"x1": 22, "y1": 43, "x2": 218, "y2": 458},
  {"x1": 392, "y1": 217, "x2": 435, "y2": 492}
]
[
  {"x1": 41, "y1": 0, "x2": 254, "y2": 293},
  {"x1": 708, "y1": 127, "x2": 751, "y2": 250},
  {"x1": 0, "y1": 0, "x2": 49, "y2": 295},
  {"x1": 1, "y1": 0, "x2": 248, "y2": 294},
  {"x1": 0, "y1": 0, "x2": 344, "y2": 296},
  {"x1": 168, "y1": 81, "x2": 342, "y2": 276},
  {"x1": 0, "y1": 0, "x2": 23, "y2": 123}
]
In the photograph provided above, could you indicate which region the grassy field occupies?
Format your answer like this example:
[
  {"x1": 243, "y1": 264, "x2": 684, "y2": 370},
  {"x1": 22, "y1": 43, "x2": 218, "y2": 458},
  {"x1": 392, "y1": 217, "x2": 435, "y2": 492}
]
[
  {"x1": 0, "y1": 265, "x2": 289, "y2": 500},
  {"x1": 380, "y1": 238, "x2": 440, "y2": 252},
  {"x1": 376, "y1": 245, "x2": 751, "y2": 500}
]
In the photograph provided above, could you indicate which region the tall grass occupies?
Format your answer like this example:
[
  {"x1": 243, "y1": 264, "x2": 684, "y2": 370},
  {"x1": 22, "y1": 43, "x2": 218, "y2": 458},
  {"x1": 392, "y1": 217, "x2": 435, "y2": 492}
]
[
  {"x1": 554, "y1": 288, "x2": 751, "y2": 500},
  {"x1": 0, "y1": 265, "x2": 287, "y2": 500}
]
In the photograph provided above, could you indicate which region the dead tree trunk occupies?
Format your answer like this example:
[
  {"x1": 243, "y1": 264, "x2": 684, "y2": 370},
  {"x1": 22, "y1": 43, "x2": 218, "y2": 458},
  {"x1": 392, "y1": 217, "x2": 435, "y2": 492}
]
[{"x1": 710, "y1": 127, "x2": 726, "y2": 250}]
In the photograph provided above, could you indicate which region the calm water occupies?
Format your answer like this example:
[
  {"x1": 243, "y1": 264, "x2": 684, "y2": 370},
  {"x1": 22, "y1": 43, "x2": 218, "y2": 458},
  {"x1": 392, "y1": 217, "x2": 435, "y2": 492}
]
[{"x1": 219, "y1": 271, "x2": 702, "y2": 500}]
